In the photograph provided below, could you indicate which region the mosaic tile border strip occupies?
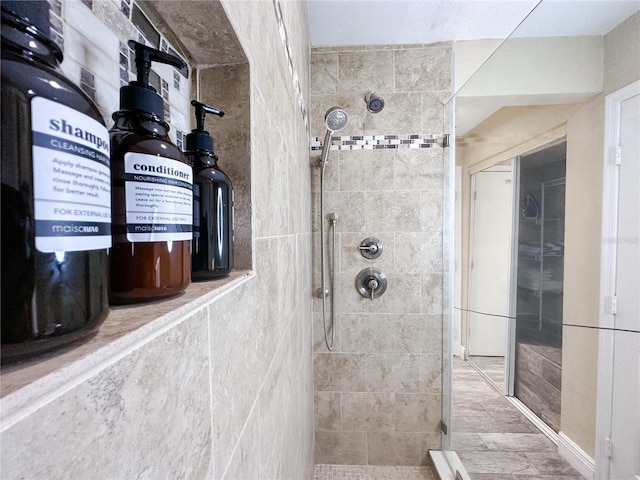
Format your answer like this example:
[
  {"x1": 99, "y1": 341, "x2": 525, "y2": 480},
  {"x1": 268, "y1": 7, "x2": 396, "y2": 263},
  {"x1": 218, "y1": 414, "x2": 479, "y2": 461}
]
[
  {"x1": 52, "y1": 0, "x2": 189, "y2": 145},
  {"x1": 272, "y1": 0, "x2": 309, "y2": 129},
  {"x1": 48, "y1": 0, "x2": 64, "y2": 50},
  {"x1": 310, "y1": 134, "x2": 446, "y2": 151}
]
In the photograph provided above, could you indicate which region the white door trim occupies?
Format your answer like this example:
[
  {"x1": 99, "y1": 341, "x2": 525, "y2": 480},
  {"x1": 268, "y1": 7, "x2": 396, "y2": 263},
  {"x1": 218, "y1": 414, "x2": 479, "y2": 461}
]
[
  {"x1": 454, "y1": 165, "x2": 463, "y2": 358},
  {"x1": 558, "y1": 431, "x2": 596, "y2": 479},
  {"x1": 507, "y1": 156, "x2": 521, "y2": 396},
  {"x1": 595, "y1": 79, "x2": 640, "y2": 480}
]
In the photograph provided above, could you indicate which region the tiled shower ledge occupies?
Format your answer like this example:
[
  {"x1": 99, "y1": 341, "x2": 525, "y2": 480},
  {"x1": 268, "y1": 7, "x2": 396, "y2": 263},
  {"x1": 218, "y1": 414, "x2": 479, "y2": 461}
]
[{"x1": 0, "y1": 270, "x2": 252, "y2": 423}]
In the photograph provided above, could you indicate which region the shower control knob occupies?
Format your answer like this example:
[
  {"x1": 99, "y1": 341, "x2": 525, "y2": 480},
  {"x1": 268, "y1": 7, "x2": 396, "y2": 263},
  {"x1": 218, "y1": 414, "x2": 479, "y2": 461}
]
[
  {"x1": 367, "y1": 278, "x2": 379, "y2": 300},
  {"x1": 358, "y1": 237, "x2": 383, "y2": 259},
  {"x1": 356, "y1": 268, "x2": 387, "y2": 301}
]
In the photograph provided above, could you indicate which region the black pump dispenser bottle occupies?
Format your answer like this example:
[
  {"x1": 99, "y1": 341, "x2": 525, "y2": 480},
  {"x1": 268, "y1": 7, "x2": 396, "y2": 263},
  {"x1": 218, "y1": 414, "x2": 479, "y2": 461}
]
[
  {"x1": 185, "y1": 100, "x2": 234, "y2": 279},
  {"x1": 109, "y1": 41, "x2": 193, "y2": 303},
  {"x1": 1, "y1": 1, "x2": 111, "y2": 363}
]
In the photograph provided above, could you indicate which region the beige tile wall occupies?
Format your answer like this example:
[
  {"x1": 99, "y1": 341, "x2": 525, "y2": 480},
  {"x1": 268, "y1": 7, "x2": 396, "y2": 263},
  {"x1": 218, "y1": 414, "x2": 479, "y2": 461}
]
[
  {"x1": 310, "y1": 44, "x2": 452, "y2": 465},
  {"x1": 1, "y1": 310, "x2": 213, "y2": 479}
]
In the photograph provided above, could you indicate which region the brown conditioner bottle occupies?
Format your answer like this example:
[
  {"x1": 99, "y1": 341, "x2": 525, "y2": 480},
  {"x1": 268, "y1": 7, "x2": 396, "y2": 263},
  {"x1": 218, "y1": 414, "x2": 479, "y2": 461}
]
[{"x1": 109, "y1": 41, "x2": 192, "y2": 304}]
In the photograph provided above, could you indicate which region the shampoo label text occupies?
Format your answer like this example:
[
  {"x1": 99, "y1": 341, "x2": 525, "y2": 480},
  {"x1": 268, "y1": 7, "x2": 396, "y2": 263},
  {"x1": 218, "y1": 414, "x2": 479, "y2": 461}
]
[{"x1": 31, "y1": 97, "x2": 111, "y2": 252}]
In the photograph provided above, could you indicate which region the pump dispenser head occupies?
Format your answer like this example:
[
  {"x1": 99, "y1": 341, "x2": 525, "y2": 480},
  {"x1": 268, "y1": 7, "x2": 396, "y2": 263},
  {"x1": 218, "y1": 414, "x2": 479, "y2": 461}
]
[
  {"x1": 186, "y1": 100, "x2": 225, "y2": 154},
  {"x1": 119, "y1": 40, "x2": 188, "y2": 120}
]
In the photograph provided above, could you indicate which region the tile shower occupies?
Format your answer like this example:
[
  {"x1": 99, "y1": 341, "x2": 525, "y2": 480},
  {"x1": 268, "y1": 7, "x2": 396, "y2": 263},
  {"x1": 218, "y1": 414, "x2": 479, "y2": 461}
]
[
  {"x1": 1, "y1": 1, "x2": 455, "y2": 477},
  {"x1": 310, "y1": 44, "x2": 451, "y2": 465}
]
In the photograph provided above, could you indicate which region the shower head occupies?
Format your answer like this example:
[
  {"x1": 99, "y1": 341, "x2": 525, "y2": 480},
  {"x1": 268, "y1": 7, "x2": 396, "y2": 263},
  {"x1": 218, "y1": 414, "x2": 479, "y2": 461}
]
[
  {"x1": 317, "y1": 107, "x2": 348, "y2": 170},
  {"x1": 324, "y1": 107, "x2": 348, "y2": 132},
  {"x1": 365, "y1": 91, "x2": 385, "y2": 113}
]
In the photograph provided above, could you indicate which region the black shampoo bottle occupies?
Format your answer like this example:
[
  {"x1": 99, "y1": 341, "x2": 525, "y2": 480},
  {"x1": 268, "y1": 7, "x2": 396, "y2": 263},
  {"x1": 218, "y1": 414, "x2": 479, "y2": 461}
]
[{"x1": 1, "y1": 1, "x2": 111, "y2": 363}]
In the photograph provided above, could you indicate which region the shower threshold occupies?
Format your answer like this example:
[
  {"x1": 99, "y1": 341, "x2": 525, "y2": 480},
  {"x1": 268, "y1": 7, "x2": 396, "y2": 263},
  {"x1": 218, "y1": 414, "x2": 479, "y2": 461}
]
[{"x1": 429, "y1": 450, "x2": 471, "y2": 480}]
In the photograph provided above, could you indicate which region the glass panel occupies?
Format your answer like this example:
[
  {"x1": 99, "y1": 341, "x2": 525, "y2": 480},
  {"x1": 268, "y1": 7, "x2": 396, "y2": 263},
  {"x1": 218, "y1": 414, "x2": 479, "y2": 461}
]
[
  {"x1": 441, "y1": 96, "x2": 454, "y2": 451},
  {"x1": 451, "y1": 3, "x2": 638, "y2": 372},
  {"x1": 448, "y1": 1, "x2": 640, "y2": 476}
]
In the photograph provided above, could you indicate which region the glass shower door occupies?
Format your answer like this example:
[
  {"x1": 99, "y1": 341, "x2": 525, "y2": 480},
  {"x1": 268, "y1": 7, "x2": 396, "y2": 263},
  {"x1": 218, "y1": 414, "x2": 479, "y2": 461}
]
[
  {"x1": 441, "y1": 96, "x2": 454, "y2": 453},
  {"x1": 429, "y1": 93, "x2": 471, "y2": 480}
]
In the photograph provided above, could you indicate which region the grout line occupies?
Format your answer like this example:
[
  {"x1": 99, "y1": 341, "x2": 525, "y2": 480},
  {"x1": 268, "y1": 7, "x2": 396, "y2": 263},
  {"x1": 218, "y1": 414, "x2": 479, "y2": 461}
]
[
  {"x1": 205, "y1": 302, "x2": 216, "y2": 478},
  {"x1": 272, "y1": 0, "x2": 308, "y2": 130}
]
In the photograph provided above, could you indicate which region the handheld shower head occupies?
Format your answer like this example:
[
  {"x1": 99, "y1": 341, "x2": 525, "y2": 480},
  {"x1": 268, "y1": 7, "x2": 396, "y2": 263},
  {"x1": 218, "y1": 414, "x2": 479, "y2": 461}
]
[
  {"x1": 318, "y1": 107, "x2": 348, "y2": 169},
  {"x1": 324, "y1": 107, "x2": 348, "y2": 132},
  {"x1": 317, "y1": 109, "x2": 347, "y2": 351}
]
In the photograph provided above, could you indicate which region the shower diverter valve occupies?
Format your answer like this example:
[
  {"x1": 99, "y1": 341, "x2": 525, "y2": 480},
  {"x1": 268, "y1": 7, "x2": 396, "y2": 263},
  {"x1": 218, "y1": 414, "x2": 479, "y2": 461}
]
[
  {"x1": 356, "y1": 268, "x2": 388, "y2": 301},
  {"x1": 358, "y1": 237, "x2": 382, "y2": 259}
]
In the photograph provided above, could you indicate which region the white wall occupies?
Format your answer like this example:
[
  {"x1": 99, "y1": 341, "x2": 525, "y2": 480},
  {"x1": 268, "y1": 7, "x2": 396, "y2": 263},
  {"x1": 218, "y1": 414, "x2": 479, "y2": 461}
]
[{"x1": 455, "y1": 36, "x2": 604, "y2": 134}]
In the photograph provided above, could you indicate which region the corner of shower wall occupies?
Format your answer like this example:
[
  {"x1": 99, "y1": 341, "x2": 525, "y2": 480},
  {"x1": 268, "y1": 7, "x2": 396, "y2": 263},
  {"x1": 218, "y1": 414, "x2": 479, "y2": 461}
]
[{"x1": 194, "y1": 63, "x2": 252, "y2": 269}]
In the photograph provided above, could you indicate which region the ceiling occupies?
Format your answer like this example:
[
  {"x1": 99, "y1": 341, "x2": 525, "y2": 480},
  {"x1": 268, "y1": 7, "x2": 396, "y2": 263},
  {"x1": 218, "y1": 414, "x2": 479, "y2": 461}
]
[
  {"x1": 308, "y1": 0, "x2": 640, "y2": 134},
  {"x1": 308, "y1": 0, "x2": 640, "y2": 47}
]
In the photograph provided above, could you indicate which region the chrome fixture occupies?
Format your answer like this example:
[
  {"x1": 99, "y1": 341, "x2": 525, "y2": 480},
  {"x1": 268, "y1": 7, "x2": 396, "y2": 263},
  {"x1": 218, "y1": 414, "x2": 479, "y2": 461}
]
[
  {"x1": 356, "y1": 268, "x2": 388, "y2": 301},
  {"x1": 316, "y1": 107, "x2": 348, "y2": 351},
  {"x1": 315, "y1": 287, "x2": 329, "y2": 299},
  {"x1": 317, "y1": 106, "x2": 348, "y2": 170},
  {"x1": 365, "y1": 91, "x2": 385, "y2": 113},
  {"x1": 358, "y1": 237, "x2": 383, "y2": 259}
]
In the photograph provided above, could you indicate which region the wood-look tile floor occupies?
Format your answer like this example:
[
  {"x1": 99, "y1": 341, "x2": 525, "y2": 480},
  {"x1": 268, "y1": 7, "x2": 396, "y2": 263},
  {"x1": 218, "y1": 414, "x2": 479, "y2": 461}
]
[
  {"x1": 468, "y1": 355, "x2": 505, "y2": 387},
  {"x1": 452, "y1": 357, "x2": 585, "y2": 479}
]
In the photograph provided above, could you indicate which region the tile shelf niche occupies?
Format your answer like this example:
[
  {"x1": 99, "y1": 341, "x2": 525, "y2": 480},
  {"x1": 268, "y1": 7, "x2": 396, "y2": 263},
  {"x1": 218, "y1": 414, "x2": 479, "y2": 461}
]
[
  {"x1": 0, "y1": 271, "x2": 253, "y2": 404},
  {"x1": 1, "y1": 0, "x2": 252, "y2": 407}
]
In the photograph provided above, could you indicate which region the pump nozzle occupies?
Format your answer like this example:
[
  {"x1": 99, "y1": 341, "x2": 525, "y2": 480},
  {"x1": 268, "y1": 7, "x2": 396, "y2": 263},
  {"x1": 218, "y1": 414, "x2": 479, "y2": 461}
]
[
  {"x1": 186, "y1": 101, "x2": 225, "y2": 155},
  {"x1": 191, "y1": 100, "x2": 225, "y2": 132},
  {"x1": 128, "y1": 40, "x2": 188, "y2": 89},
  {"x1": 119, "y1": 40, "x2": 189, "y2": 120}
]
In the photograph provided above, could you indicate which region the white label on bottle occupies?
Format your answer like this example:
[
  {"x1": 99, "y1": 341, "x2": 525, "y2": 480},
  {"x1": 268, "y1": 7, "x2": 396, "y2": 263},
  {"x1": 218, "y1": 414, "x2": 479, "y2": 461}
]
[
  {"x1": 31, "y1": 97, "x2": 112, "y2": 252},
  {"x1": 124, "y1": 152, "x2": 193, "y2": 242},
  {"x1": 193, "y1": 183, "x2": 200, "y2": 239}
]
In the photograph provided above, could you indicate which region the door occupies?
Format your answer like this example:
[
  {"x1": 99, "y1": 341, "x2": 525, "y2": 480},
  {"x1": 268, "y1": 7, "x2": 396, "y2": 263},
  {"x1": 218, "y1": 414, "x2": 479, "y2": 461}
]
[
  {"x1": 609, "y1": 91, "x2": 640, "y2": 480},
  {"x1": 597, "y1": 82, "x2": 640, "y2": 480},
  {"x1": 468, "y1": 166, "x2": 514, "y2": 356}
]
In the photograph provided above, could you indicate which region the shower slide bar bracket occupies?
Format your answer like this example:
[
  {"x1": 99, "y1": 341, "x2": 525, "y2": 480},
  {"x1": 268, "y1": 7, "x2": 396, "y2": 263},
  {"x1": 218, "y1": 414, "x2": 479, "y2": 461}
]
[{"x1": 317, "y1": 107, "x2": 347, "y2": 351}]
